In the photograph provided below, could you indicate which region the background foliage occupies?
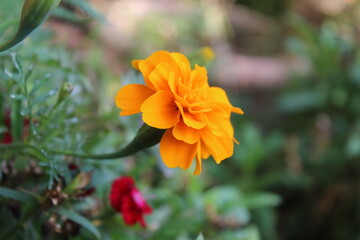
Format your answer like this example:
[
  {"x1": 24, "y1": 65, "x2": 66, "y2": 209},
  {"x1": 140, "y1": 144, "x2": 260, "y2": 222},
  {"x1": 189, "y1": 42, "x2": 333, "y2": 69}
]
[{"x1": 1, "y1": 0, "x2": 360, "y2": 240}]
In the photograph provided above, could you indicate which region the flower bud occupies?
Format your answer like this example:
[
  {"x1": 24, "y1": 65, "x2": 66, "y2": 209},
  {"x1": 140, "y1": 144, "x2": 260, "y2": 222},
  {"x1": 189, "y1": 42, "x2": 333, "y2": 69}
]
[{"x1": 55, "y1": 82, "x2": 73, "y2": 106}]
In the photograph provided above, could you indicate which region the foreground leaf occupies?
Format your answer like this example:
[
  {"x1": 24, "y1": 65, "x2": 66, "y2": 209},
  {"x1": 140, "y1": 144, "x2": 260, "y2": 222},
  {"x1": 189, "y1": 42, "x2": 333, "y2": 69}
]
[
  {"x1": 0, "y1": 0, "x2": 61, "y2": 52},
  {"x1": 57, "y1": 208, "x2": 101, "y2": 239},
  {"x1": 0, "y1": 186, "x2": 36, "y2": 202}
]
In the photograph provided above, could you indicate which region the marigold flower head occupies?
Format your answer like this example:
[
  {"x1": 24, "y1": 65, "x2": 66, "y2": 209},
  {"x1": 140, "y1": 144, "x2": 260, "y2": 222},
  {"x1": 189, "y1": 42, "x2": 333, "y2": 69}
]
[
  {"x1": 109, "y1": 176, "x2": 152, "y2": 228},
  {"x1": 115, "y1": 51, "x2": 243, "y2": 175}
]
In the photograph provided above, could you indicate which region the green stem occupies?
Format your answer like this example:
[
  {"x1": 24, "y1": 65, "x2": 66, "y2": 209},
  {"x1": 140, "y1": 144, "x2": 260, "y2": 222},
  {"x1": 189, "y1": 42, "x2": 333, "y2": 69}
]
[
  {"x1": 1, "y1": 124, "x2": 166, "y2": 160},
  {"x1": 0, "y1": 143, "x2": 48, "y2": 162},
  {"x1": 49, "y1": 125, "x2": 166, "y2": 160},
  {"x1": 0, "y1": 202, "x2": 39, "y2": 239},
  {"x1": 48, "y1": 142, "x2": 146, "y2": 160}
]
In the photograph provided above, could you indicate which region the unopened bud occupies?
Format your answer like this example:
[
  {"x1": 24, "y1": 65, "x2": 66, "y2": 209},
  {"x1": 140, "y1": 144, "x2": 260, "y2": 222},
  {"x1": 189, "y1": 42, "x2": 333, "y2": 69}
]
[{"x1": 56, "y1": 82, "x2": 73, "y2": 105}]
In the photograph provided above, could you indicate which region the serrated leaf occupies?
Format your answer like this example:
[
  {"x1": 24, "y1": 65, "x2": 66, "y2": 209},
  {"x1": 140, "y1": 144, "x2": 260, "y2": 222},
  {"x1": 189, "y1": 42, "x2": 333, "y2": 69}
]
[
  {"x1": 30, "y1": 90, "x2": 56, "y2": 107},
  {"x1": 11, "y1": 52, "x2": 23, "y2": 75},
  {"x1": 0, "y1": 186, "x2": 36, "y2": 202},
  {"x1": 29, "y1": 75, "x2": 50, "y2": 96},
  {"x1": 9, "y1": 94, "x2": 26, "y2": 101},
  {"x1": 57, "y1": 208, "x2": 101, "y2": 239}
]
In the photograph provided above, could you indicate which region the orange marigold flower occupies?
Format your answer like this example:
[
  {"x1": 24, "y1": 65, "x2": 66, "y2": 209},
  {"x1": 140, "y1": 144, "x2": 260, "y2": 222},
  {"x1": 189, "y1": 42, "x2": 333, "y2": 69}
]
[{"x1": 115, "y1": 51, "x2": 243, "y2": 175}]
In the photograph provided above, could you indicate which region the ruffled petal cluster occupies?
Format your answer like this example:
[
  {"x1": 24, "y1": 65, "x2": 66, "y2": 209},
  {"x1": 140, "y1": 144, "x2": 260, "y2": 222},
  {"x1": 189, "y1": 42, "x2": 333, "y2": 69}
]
[
  {"x1": 115, "y1": 51, "x2": 243, "y2": 175},
  {"x1": 109, "y1": 176, "x2": 152, "y2": 228}
]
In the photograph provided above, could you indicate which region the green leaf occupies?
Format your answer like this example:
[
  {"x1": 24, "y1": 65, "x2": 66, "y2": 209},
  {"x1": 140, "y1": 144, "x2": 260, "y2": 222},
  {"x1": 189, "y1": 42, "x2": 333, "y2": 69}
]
[
  {"x1": 0, "y1": 186, "x2": 36, "y2": 202},
  {"x1": 204, "y1": 186, "x2": 251, "y2": 225},
  {"x1": 0, "y1": 0, "x2": 61, "y2": 52},
  {"x1": 57, "y1": 208, "x2": 101, "y2": 239},
  {"x1": 241, "y1": 192, "x2": 281, "y2": 208},
  {"x1": 29, "y1": 75, "x2": 50, "y2": 96},
  {"x1": 278, "y1": 91, "x2": 325, "y2": 113},
  {"x1": 346, "y1": 132, "x2": 360, "y2": 157},
  {"x1": 220, "y1": 226, "x2": 261, "y2": 240},
  {"x1": 30, "y1": 89, "x2": 57, "y2": 107}
]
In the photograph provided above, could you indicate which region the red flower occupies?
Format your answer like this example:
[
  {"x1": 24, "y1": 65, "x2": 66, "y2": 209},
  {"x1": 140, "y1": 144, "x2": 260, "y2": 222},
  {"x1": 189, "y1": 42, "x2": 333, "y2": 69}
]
[
  {"x1": 1, "y1": 112, "x2": 12, "y2": 144},
  {"x1": 109, "y1": 176, "x2": 152, "y2": 228},
  {"x1": 1, "y1": 110, "x2": 29, "y2": 144}
]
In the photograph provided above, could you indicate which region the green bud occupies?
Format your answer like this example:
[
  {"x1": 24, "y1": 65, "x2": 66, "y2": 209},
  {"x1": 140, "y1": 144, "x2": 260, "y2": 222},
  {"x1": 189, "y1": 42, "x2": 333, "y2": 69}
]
[
  {"x1": 0, "y1": 0, "x2": 61, "y2": 52},
  {"x1": 55, "y1": 82, "x2": 73, "y2": 105}
]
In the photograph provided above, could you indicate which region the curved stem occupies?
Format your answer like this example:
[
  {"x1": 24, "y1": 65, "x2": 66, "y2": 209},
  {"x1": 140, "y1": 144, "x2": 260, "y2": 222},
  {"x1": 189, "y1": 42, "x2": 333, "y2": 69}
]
[
  {"x1": 48, "y1": 124, "x2": 165, "y2": 160},
  {"x1": 1, "y1": 124, "x2": 165, "y2": 161},
  {"x1": 0, "y1": 143, "x2": 48, "y2": 162},
  {"x1": 48, "y1": 143, "x2": 143, "y2": 160}
]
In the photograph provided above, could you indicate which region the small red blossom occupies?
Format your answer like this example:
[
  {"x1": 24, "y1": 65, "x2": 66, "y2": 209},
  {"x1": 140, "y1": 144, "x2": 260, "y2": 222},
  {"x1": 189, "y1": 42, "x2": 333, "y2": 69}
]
[
  {"x1": 68, "y1": 163, "x2": 79, "y2": 171},
  {"x1": 1, "y1": 110, "x2": 29, "y2": 144},
  {"x1": 1, "y1": 112, "x2": 12, "y2": 144},
  {"x1": 109, "y1": 176, "x2": 152, "y2": 228}
]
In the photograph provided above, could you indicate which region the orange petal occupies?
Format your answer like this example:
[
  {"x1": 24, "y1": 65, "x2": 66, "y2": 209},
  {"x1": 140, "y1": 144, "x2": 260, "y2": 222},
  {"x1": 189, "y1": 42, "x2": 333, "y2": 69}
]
[
  {"x1": 115, "y1": 84, "x2": 154, "y2": 116},
  {"x1": 138, "y1": 51, "x2": 176, "y2": 91},
  {"x1": 201, "y1": 126, "x2": 234, "y2": 163},
  {"x1": 222, "y1": 119, "x2": 239, "y2": 144},
  {"x1": 222, "y1": 119, "x2": 235, "y2": 138},
  {"x1": 206, "y1": 88, "x2": 234, "y2": 113},
  {"x1": 204, "y1": 105, "x2": 228, "y2": 130},
  {"x1": 201, "y1": 141, "x2": 211, "y2": 159},
  {"x1": 206, "y1": 87, "x2": 244, "y2": 115},
  {"x1": 141, "y1": 90, "x2": 179, "y2": 129},
  {"x1": 148, "y1": 62, "x2": 178, "y2": 91},
  {"x1": 173, "y1": 120, "x2": 200, "y2": 144},
  {"x1": 160, "y1": 129, "x2": 197, "y2": 169},
  {"x1": 190, "y1": 65, "x2": 209, "y2": 89},
  {"x1": 193, "y1": 142, "x2": 203, "y2": 175},
  {"x1": 170, "y1": 52, "x2": 191, "y2": 80},
  {"x1": 175, "y1": 101, "x2": 206, "y2": 129},
  {"x1": 170, "y1": 52, "x2": 190, "y2": 67},
  {"x1": 206, "y1": 87, "x2": 231, "y2": 105},
  {"x1": 232, "y1": 107, "x2": 244, "y2": 114},
  {"x1": 131, "y1": 60, "x2": 141, "y2": 71}
]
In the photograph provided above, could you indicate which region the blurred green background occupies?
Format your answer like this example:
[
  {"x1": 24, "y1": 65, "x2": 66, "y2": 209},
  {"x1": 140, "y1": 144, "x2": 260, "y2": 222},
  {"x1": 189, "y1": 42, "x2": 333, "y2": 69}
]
[{"x1": 1, "y1": 0, "x2": 360, "y2": 239}]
